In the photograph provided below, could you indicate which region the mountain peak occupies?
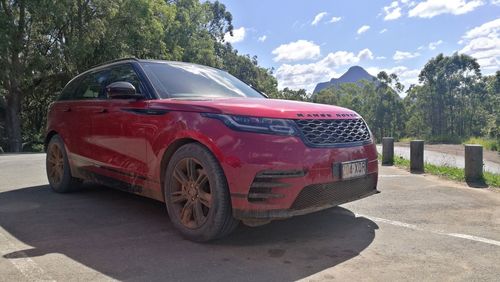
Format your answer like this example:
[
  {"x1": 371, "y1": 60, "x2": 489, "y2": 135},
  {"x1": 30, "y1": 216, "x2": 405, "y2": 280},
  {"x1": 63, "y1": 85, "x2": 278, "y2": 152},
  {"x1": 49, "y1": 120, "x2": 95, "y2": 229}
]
[{"x1": 314, "y1": 66, "x2": 376, "y2": 94}]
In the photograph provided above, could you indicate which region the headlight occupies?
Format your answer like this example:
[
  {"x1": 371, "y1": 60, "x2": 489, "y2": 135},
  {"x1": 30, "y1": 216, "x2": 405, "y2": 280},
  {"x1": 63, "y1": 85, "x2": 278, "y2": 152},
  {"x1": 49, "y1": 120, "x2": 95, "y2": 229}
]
[{"x1": 202, "y1": 113, "x2": 297, "y2": 136}]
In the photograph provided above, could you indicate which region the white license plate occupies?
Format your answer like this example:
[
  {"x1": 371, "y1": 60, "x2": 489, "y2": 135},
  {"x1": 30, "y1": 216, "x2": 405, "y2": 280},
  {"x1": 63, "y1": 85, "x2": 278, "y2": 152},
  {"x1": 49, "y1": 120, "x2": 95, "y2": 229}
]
[{"x1": 341, "y1": 160, "x2": 367, "y2": 179}]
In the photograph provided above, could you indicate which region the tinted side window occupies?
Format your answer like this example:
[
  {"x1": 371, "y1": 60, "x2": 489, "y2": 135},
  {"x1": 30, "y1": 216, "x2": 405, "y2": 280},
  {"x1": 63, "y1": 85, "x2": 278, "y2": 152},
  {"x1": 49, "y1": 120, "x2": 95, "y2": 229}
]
[
  {"x1": 58, "y1": 77, "x2": 82, "y2": 101},
  {"x1": 73, "y1": 70, "x2": 110, "y2": 100},
  {"x1": 107, "y1": 64, "x2": 142, "y2": 94}
]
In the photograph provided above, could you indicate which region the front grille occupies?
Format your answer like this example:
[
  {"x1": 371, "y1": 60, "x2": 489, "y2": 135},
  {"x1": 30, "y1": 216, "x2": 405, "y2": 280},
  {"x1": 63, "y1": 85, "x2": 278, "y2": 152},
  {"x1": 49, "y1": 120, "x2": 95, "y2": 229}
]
[
  {"x1": 291, "y1": 174, "x2": 376, "y2": 210},
  {"x1": 294, "y1": 118, "x2": 371, "y2": 147}
]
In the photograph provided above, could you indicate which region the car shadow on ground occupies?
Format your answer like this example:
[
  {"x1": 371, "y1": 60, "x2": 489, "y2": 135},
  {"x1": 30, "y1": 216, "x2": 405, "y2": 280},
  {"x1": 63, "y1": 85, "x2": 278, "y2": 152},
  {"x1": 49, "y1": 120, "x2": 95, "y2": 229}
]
[{"x1": 0, "y1": 184, "x2": 377, "y2": 281}]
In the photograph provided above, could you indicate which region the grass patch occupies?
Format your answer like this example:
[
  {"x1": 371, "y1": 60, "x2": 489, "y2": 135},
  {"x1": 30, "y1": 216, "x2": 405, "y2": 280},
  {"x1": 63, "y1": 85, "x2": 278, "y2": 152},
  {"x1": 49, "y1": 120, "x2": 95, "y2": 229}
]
[
  {"x1": 426, "y1": 135, "x2": 463, "y2": 144},
  {"x1": 398, "y1": 137, "x2": 414, "y2": 143},
  {"x1": 463, "y1": 137, "x2": 498, "y2": 151},
  {"x1": 378, "y1": 154, "x2": 500, "y2": 188}
]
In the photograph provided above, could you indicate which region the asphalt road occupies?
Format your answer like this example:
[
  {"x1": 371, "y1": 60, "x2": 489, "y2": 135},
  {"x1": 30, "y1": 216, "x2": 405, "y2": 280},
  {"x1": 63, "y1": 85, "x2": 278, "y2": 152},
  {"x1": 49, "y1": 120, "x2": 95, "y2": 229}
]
[
  {"x1": 376, "y1": 145, "x2": 500, "y2": 174},
  {"x1": 1, "y1": 154, "x2": 500, "y2": 281}
]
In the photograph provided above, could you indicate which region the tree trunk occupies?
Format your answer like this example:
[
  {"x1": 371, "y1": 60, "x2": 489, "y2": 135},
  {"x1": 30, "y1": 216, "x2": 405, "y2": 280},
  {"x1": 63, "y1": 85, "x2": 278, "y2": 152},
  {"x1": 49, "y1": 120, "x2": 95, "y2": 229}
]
[
  {"x1": 5, "y1": 92, "x2": 22, "y2": 152},
  {"x1": 1, "y1": 0, "x2": 26, "y2": 152}
]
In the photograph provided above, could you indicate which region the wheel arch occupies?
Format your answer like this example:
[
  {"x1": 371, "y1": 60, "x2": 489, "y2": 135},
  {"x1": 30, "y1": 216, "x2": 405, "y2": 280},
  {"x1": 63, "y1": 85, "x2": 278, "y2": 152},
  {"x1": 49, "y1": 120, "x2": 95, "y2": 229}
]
[
  {"x1": 44, "y1": 130, "x2": 59, "y2": 152},
  {"x1": 159, "y1": 137, "x2": 229, "y2": 202},
  {"x1": 160, "y1": 138, "x2": 198, "y2": 195}
]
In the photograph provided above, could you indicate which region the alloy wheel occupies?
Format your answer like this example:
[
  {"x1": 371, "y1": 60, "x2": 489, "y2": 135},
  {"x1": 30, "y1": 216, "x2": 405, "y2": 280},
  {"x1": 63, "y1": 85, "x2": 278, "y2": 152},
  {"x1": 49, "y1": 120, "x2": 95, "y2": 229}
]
[
  {"x1": 47, "y1": 143, "x2": 64, "y2": 185},
  {"x1": 170, "y1": 157, "x2": 212, "y2": 229}
]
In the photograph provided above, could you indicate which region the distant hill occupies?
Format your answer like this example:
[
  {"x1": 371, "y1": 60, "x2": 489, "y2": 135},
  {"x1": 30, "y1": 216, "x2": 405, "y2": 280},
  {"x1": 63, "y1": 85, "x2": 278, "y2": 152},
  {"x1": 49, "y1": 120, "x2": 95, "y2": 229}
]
[{"x1": 313, "y1": 66, "x2": 377, "y2": 94}]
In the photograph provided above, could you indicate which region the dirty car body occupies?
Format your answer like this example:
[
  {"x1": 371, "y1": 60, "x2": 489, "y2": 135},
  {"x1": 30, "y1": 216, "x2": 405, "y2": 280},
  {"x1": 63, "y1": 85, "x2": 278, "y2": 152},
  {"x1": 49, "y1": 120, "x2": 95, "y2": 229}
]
[{"x1": 45, "y1": 58, "x2": 378, "y2": 240}]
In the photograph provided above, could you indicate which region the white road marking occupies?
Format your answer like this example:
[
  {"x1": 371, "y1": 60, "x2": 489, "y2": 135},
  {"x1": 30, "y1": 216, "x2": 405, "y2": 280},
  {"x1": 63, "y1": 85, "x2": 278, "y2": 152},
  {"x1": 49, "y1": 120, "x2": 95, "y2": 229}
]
[
  {"x1": 359, "y1": 215, "x2": 422, "y2": 230},
  {"x1": 0, "y1": 227, "x2": 55, "y2": 281},
  {"x1": 446, "y1": 233, "x2": 500, "y2": 247},
  {"x1": 356, "y1": 214, "x2": 500, "y2": 248}
]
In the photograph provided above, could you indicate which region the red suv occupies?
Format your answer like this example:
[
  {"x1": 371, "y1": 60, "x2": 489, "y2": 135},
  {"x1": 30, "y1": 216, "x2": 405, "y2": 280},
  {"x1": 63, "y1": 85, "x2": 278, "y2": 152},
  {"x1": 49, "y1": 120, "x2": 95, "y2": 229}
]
[{"x1": 45, "y1": 58, "x2": 378, "y2": 241}]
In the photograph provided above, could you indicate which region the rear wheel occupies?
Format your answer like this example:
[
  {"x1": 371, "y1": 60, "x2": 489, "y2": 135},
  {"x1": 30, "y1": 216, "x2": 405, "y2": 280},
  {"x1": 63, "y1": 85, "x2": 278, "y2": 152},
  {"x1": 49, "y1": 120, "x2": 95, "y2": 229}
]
[
  {"x1": 164, "y1": 143, "x2": 238, "y2": 242},
  {"x1": 46, "y1": 135, "x2": 81, "y2": 193}
]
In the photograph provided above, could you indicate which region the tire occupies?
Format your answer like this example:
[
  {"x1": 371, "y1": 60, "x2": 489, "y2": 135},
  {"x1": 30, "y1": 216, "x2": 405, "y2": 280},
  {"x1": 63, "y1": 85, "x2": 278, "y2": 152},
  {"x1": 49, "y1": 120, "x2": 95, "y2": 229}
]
[
  {"x1": 46, "y1": 135, "x2": 82, "y2": 193},
  {"x1": 164, "y1": 143, "x2": 239, "y2": 242}
]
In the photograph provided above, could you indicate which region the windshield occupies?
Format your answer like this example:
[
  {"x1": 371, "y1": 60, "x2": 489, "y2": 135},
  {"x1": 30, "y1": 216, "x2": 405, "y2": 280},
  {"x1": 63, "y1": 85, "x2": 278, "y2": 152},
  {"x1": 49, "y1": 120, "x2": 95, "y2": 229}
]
[{"x1": 141, "y1": 61, "x2": 266, "y2": 99}]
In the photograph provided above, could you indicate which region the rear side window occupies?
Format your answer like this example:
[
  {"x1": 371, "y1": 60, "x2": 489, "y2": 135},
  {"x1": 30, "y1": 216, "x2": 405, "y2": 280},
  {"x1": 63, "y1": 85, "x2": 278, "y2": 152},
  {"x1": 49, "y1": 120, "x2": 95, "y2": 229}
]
[
  {"x1": 74, "y1": 71, "x2": 110, "y2": 100},
  {"x1": 57, "y1": 64, "x2": 143, "y2": 101},
  {"x1": 59, "y1": 70, "x2": 110, "y2": 101}
]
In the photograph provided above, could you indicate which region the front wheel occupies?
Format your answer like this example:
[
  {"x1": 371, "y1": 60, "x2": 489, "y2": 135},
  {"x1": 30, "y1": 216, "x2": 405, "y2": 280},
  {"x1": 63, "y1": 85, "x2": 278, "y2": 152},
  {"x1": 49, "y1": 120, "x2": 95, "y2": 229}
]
[
  {"x1": 164, "y1": 143, "x2": 238, "y2": 242},
  {"x1": 46, "y1": 135, "x2": 82, "y2": 193}
]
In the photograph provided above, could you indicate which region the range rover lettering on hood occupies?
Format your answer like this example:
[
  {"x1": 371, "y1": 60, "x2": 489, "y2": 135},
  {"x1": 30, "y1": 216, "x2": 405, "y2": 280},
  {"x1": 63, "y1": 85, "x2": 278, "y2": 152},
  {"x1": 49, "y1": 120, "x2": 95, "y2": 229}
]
[{"x1": 296, "y1": 113, "x2": 358, "y2": 118}]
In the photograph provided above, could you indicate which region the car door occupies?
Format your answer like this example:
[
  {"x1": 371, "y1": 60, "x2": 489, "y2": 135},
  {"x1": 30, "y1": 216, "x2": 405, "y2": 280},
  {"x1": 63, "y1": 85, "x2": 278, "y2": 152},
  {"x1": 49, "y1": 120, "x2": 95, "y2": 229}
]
[
  {"x1": 55, "y1": 71, "x2": 110, "y2": 175},
  {"x1": 89, "y1": 64, "x2": 150, "y2": 182},
  {"x1": 51, "y1": 76, "x2": 82, "y2": 158}
]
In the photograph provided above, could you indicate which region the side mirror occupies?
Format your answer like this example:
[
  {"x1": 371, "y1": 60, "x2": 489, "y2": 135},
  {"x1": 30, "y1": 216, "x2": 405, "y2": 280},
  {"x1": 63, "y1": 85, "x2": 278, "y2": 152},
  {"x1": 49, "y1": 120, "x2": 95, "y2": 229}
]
[{"x1": 106, "y1": 81, "x2": 142, "y2": 99}]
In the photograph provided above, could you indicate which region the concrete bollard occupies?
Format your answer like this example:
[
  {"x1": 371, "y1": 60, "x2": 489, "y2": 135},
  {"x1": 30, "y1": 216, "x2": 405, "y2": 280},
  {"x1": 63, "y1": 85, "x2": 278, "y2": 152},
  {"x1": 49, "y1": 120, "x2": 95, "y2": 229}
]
[
  {"x1": 382, "y1": 137, "x2": 394, "y2": 165},
  {"x1": 464, "y1": 144, "x2": 483, "y2": 182},
  {"x1": 410, "y1": 140, "x2": 424, "y2": 173}
]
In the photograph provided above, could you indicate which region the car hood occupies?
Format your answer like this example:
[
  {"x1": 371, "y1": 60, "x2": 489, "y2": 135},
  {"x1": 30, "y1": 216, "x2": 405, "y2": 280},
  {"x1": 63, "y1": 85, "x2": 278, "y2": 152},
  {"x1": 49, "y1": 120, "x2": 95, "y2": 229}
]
[{"x1": 149, "y1": 98, "x2": 360, "y2": 120}]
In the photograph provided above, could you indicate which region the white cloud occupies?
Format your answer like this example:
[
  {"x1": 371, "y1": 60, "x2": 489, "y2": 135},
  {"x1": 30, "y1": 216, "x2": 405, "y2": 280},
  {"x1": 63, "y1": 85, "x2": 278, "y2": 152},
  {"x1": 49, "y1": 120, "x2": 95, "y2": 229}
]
[
  {"x1": 275, "y1": 63, "x2": 340, "y2": 92},
  {"x1": 358, "y1": 48, "x2": 374, "y2": 60},
  {"x1": 393, "y1": 50, "x2": 421, "y2": 60},
  {"x1": 258, "y1": 35, "x2": 267, "y2": 42},
  {"x1": 492, "y1": 0, "x2": 500, "y2": 5},
  {"x1": 312, "y1": 12, "x2": 328, "y2": 26},
  {"x1": 459, "y1": 18, "x2": 500, "y2": 69},
  {"x1": 329, "y1": 16, "x2": 342, "y2": 23},
  {"x1": 463, "y1": 18, "x2": 500, "y2": 39},
  {"x1": 376, "y1": 56, "x2": 387, "y2": 60},
  {"x1": 224, "y1": 27, "x2": 246, "y2": 44},
  {"x1": 357, "y1": 25, "x2": 370, "y2": 34},
  {"x1": 409, "y1": 0, "x2": 484, "y2": 18},
  {"x1": 275, "y1": 49, "x2": 375, "y2": 92},
  {"x1": 428, "y1": 40, "x2": 443, "y2": 50},
  {"x1": 380, "y1": 28, "x2": 388, "y2": 34},
  {"x1": 383, "y1": 1, "x2": 403, "y2": 20},
  {"x1": 366, "y1": 66, "x2": 421, "y2": 90},
  {"x1": 272, "y1": 40, "x2": 321, "y2": 62}
]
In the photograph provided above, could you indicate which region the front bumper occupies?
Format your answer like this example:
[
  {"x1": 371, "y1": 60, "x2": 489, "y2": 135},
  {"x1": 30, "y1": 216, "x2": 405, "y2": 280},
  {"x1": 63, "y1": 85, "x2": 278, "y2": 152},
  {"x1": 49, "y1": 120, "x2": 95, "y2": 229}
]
[
  {"x1": 232, "y1": 173, "x2": 378, "y2": 220},
  {"x1": 205, "y1": 123, "x2": 379, "y2": 220}
]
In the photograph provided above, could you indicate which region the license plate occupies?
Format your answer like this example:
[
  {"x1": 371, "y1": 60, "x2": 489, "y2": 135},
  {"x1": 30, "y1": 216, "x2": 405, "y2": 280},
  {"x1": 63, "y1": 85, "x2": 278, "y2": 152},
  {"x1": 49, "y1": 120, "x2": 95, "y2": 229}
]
[{"x1": 341, "y1": 159, "x2": 367, "y2": 180}]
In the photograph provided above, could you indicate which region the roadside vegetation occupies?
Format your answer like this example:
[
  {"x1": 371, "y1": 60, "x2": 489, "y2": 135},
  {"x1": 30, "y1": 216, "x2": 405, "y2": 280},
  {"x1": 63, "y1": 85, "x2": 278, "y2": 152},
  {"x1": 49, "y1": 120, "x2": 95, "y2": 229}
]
[
  {"x1": 382, "y1": 155, "x2": 500, "y2": 188},
  {"x1": 314, "y1": 56, "x2": 499, "y2": 149},
  {"x1": 398, "y1": 137, "x2": 498, "y2": 151},
  {"x1": 463, "y1": 137, "x2": 499, "y2": 151},
  {"x1": 0, "y1": 0, "x2": 279, "y2": 152}
]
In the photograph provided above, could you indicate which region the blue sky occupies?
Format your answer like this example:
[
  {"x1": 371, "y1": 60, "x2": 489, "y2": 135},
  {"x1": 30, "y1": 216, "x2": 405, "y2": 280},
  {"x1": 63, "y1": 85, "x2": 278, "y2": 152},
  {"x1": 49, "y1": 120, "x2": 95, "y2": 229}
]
[{"x1": 218, "y1": 0, "x2": 500, "y2": 93}]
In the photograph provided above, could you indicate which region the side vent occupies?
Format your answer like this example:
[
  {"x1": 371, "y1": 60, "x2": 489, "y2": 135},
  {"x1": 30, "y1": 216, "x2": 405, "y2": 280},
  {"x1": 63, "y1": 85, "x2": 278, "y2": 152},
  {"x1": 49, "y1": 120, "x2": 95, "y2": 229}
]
[{"x1": 247, "y1": 170, "x2": 305, "y2": 203}]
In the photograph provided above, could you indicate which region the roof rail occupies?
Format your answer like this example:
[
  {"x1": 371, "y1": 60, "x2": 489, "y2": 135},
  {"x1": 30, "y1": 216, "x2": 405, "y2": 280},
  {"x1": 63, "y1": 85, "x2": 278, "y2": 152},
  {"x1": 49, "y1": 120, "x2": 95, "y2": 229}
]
[{"x1": 90, "y1": 57, "x2": 139, "y2": 69}]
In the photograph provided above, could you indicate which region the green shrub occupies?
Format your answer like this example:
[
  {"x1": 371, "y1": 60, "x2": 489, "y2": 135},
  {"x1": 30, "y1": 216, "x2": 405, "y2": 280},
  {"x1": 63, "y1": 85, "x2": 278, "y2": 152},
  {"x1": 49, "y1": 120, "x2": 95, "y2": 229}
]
[
  {"x1": 463, "y1": 137, "x2": 498, "y2": 151},
  {"x1": 426, "y1": 135, "x2": 463, "y2": 144},
  {"x1": 390, "y1": 155, "x2": 500, "y2": 188},
  {"x1": 398, "y1": 137, "x2": 414, "y2": 142}
]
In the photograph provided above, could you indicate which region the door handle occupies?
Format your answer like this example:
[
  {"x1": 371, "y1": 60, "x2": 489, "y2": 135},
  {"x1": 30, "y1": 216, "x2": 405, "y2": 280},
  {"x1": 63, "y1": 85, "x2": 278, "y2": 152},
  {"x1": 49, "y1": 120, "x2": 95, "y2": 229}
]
[{"x1": 62, "y1": 106, "x2": 71, "y2": 112}]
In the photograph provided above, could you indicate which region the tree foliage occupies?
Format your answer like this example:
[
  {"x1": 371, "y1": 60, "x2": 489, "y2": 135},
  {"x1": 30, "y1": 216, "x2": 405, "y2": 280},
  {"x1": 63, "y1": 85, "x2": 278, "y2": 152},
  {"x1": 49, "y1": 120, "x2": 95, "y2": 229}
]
[
  {"x1": 406, "y1": 53, "x2": 498, "y2": 142},
  {"x1": 0, "y1": 2, "x2": 497, "y2": 153},
  {"x1": 311, "y1": 54, "x2": 498, "y2": 145},
  {"x1": 0, "y1": 0, "x2": 277, "y2": 152},
  {"x1": 313, "y1": 76, "x2": 406, "y2": 142}
]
